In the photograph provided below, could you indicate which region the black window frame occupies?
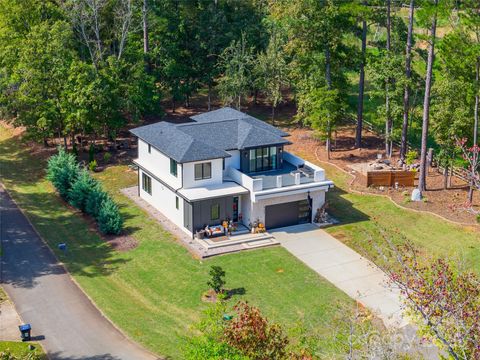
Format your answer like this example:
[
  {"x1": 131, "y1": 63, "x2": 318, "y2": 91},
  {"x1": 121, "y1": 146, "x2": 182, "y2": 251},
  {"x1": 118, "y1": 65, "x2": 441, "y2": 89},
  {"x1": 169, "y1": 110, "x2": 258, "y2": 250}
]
[
  {"x1": 170, "y1": 158, "x2": 178, "y2": 177},
  {"x1": 248, "y1": 146, "x2": 278, "y2": 173},
  {"x1": 211, "y1": 203, "x2": 220, "y2": 221},
  {"x1": 142, "y1": 172, "x2": 152, "y2": 195},
  {"x1": 194, "y1": 162, "x2": 212, "y2": 180},
  {"x1": 175, "y1": 196, "x2": 179, "y2": 210}
]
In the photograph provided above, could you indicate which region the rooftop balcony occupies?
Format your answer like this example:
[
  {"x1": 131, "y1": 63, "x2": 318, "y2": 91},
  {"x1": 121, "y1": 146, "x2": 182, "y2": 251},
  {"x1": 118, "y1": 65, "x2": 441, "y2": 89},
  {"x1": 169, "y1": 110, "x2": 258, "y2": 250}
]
[{"x1": 226, "y1": 152, "x2": 333, "y2": 200}]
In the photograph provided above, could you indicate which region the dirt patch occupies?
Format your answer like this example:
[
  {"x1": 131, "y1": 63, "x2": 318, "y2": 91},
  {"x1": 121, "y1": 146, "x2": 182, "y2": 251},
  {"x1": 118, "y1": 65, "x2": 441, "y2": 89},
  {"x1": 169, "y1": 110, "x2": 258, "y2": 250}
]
[
  {"x1": 286, "y1": 125, "x2": 480, "y2": 227},
  {"x1": 103, "y1": 233, "x2": 139, "y2": 252}
]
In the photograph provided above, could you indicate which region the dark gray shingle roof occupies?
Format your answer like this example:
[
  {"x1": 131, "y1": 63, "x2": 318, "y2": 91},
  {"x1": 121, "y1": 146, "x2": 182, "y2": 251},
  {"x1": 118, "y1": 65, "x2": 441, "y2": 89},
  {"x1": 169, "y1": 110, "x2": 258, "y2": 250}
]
[{"x1": 130, "y1": 107, "x2": 291, "y2": 163}]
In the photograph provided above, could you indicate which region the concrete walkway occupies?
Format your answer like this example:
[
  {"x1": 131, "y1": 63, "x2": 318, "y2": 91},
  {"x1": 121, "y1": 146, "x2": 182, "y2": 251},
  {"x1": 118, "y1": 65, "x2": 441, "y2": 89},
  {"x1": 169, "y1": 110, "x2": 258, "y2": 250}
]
[
  {"x1": 0, "y1": 186, "x2": 159, "y2": 360},
  {"x1": 271, "y1": 223, "x2": 406, "y2": 328}
]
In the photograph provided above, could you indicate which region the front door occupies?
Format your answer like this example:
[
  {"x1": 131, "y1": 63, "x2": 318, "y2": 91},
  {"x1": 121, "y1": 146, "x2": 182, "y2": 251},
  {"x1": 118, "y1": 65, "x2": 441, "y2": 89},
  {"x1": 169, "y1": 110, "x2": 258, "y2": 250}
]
[{"x1": 232, "y1": 196, "x2": 239, "y2": 222}]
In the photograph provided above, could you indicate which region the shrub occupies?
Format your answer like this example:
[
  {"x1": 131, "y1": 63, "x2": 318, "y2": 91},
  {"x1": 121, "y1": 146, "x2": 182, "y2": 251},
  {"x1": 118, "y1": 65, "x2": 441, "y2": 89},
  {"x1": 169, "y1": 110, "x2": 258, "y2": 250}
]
[
  {"x1": 88, "y1": 160, "x2": 97, "y2": 172},
  {"x1": 85, "y1": 185, "x2": 109, "y2": 219},
  {"x1": 477, "y1": 213, "x2": 480, "y2": 224},
  {"x1": 46, "y1": 147, "x2": 80, "y2": 199},
  {"x1": 68, "y1": 168, "x2": 98, "y2": 212},
  {"x1": 98, "y1": 197, "x2": 123, "y2": 235},
  {"x1": 405, "y1": 150, "x2": 418, "y2": 165},
  {"x1": 207, "y1": 266, "x2": 226, "y2": 294},
  {"x1": 103, "y1": 152, "x2": 112, "y2": 163}
]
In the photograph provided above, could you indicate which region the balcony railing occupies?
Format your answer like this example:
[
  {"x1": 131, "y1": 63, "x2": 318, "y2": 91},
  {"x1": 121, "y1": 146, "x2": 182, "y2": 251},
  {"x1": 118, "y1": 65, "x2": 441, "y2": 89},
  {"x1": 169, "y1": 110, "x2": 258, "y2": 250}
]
[{"x1": 225, "y1": 152, "x2": 328, "y2": 193}]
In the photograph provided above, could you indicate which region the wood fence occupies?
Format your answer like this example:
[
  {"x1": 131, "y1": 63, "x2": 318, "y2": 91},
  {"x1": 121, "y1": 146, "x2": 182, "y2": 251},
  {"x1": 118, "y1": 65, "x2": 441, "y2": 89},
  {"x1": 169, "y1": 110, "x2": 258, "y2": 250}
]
[{"x1": 367, "y1": 170, "x2": 416, "y2": 187}]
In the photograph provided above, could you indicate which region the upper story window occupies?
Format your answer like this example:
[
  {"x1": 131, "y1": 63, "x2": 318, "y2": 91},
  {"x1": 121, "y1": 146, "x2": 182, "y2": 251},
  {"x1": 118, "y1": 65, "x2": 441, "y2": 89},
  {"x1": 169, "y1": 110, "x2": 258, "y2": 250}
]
[
  {"x1": 148, "y1": 144, "x2": 151, "y2": 153},
  {"x1": 194, "y1": 162, "x2": 211, "y2": 180},
  {"x1": 170, "y1": 158, "x2": 178, "y2": 177},
  {"x1": 249, "y1": 146, "x2": 278, "y2": 173}
]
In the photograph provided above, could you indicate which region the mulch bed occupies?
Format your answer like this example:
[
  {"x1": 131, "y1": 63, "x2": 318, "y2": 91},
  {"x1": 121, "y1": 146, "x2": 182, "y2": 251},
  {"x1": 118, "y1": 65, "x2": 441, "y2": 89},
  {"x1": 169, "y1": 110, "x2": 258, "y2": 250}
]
[{"x1": 285, "y1": 125, "x2": 480, "y2": 227}]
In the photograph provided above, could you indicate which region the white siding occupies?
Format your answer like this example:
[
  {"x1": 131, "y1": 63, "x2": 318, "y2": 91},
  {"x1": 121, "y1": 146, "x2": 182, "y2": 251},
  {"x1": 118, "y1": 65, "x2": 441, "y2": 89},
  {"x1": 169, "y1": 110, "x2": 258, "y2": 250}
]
[
  {"x1": 182, "y1": 158, "x2": 224, "y2": 189},
  {"x1": 139, "y1": 169, "x2": 190, "y2": 234},
  {"x1": 225, "y1": 150, "x2": 240, "y2": 170},
  {"x1": 137, "y1": 139, "x2": 182, "y2": 189}
]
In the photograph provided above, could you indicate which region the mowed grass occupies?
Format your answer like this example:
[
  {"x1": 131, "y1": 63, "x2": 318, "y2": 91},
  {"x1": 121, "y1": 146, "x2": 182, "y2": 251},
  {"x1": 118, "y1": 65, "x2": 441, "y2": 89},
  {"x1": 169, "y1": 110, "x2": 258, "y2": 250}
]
[
  {"x1": 294, "y1": 150, "x2": 480, "y2": 274},
  {"x1": 0, "y1": 341, "x2": 46, "y2": 359},
  {"x1": 0, "y1": 126, "x2": 357, "y2": 359}
]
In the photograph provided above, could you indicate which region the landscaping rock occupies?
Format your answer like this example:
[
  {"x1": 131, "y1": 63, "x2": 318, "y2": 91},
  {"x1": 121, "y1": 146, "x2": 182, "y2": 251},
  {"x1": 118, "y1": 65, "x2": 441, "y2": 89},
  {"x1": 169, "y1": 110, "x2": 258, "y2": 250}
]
[{"x1": 411, "y1": 188, "x2": 422, "y2": 201}]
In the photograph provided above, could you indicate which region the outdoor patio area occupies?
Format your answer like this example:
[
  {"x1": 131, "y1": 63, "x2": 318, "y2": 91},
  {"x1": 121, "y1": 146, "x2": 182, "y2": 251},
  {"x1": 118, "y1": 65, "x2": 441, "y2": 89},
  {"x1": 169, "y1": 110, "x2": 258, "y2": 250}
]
[
  {"x1": 121, "y1": 186, "x2": 279, "y2": 257},
  {"x1": 251, "y1": 160, "x2": 317, "y2": 190}
]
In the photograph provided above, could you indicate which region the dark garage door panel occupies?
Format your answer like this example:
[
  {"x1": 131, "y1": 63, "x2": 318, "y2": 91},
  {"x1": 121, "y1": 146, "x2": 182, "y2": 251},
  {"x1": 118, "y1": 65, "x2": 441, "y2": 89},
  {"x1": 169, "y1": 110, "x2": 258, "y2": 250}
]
[{"x1": 265, "y1": 201, "x2": 299, "y2": 229}]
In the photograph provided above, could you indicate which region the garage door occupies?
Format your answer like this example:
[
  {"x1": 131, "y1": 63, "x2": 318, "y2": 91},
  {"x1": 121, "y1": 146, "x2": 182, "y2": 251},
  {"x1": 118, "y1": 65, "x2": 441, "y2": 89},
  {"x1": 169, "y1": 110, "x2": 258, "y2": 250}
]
[{"x1": 265, "y1": 200, "x2": 311, "y2": 229}]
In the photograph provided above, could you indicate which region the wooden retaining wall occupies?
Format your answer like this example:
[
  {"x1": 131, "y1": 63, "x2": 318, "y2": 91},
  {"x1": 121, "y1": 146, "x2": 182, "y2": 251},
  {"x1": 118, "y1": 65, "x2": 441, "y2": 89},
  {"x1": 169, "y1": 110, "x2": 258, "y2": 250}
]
[{"x1": 367, "y1": 171, "x2": 415, "y2": 187}]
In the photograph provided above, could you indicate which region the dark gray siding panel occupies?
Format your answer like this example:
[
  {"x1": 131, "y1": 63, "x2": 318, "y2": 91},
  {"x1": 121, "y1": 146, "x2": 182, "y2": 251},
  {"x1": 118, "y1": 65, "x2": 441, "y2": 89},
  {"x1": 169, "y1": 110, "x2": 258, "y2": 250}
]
[
  {"x1": 192, "y1": 196, "x2": 234, "y2": 231},
  {"x1": 183, "y1": 200, "x2": 193, "y2": 232},
  {"x1": 240, "y1": 150, "x2": 249, "y2": 172}
]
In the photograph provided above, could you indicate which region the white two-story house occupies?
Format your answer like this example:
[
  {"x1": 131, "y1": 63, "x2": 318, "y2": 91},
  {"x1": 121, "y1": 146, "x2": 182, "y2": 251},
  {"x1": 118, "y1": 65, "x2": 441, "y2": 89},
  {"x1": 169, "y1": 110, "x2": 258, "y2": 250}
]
[{"x1": 130, "y1": 108, "x2": 334, "y2": 237}]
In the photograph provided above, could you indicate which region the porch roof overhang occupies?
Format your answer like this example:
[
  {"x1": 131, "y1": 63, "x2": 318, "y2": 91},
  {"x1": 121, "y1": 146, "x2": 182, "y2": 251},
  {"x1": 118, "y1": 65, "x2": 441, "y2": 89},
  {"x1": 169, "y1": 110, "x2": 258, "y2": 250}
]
[
  {"x1": 178, "y1": 181, "x2": 249, "y2": 202},
  {"x1": 253, "y1": 180, "x2": 334, "y2": 202}
]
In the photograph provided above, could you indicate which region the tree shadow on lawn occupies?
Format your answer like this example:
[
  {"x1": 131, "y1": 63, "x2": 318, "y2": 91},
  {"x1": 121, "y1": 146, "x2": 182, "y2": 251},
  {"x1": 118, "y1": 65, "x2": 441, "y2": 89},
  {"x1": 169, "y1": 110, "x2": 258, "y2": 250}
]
[
  {"x1": 1, "y1": 189, "x2": 130, "y2": 287},
  {"x1": 326, "y1": 187, "x2": 370, "y2": 226}
]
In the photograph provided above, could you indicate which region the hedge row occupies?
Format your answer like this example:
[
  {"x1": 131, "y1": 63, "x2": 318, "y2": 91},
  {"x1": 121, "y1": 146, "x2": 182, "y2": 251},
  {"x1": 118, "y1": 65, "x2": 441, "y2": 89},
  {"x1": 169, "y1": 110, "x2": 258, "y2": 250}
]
[{"x1": 46, "y1": 148, "x2": 123, "y2": 235}]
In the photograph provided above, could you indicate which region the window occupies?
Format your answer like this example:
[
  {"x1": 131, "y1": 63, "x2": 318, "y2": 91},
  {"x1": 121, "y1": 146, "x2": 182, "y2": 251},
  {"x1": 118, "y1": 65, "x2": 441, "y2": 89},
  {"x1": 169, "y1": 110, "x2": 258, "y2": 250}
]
[
  {"x1": 170, "y1": 158, "x2": 177, "y2": 177},
  {"x1": 148, "y1": 144, "x2": 151, "y2": 153},
  {"x1": 175, "y1": 196, "x2": 179, "y2": 210},
  {"x1": 222, "y1": 158, "x2": 225, "y2": 170},
  {"x1": 211, "y1": 204, "x2": 220, "y2": 221},
  {"x1": 194, "y1": 162, "x2": 211, "y2": 180},
  {"x1": 142, "y1": 173, "x2": 152, "y2": 194},
  {"x1": 248, "y1": 146, "x2": 278, "y2": 173}
]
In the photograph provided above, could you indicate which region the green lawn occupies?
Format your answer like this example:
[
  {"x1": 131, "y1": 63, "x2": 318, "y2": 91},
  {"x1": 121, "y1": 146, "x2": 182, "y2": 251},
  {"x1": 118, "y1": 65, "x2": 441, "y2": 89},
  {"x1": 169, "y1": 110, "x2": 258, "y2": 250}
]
[
  {"x1": 0, "y1": 127, "x2": 359, "y2": 359},
  {"x1": 0, "y1": 341, "x2": 45, "y2": 359},
  {"x1": 294, "y1": 150, "x2": 480, "y2": 274}
]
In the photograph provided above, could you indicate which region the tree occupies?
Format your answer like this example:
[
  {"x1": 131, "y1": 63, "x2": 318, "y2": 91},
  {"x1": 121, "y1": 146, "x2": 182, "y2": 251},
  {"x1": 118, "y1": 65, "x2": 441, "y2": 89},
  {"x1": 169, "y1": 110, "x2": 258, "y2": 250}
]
[
  {"x1": 98, "y1": 197, "x2": 123, "y2": 235},
  {"x1": 224, "y1": 302, "x2": 289, "y2": 360},
  {"x1": 46, "y1": 147, "x2": 80, "y2": 199},
  {"x1": 456, "y1": 138, "x2": 480, "y2": 204},
  {"x1": 400, "y1": 0, "x2": 415, "y2": 163},
  {"x1": 375, "y1": 236, "x2": 480, "y2": 359},
  {"x1": 418, "y1": 0, "x2": 440, "y2": 196},
  {"x1": 255, "y1": 27, "x2": 288, "y2": 125},
  {"x1": 355, "y1": 1, "x2": 369, "y2": 149},
  {"x1": 207, "y1": 266, "x2": 226, "y2": 294},
  {"x1": 298, "y1": 87, "x2": 343, "y2": 160},
  {"x1": 68, "y1": 168, "x2": 98, "y2": 212},
  {"x1": 85, "y1": 185, "x2": 109, "y2": 219},
  {"x1": 217, "y1": 34, "x2": 254, "y2": 110}
]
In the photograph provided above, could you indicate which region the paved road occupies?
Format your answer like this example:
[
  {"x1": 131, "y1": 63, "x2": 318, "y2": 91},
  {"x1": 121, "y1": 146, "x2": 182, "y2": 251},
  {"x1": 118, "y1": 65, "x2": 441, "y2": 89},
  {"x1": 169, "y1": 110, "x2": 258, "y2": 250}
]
[{"x1": 0, "y1": 186, "x2": 159, "y2": 360}]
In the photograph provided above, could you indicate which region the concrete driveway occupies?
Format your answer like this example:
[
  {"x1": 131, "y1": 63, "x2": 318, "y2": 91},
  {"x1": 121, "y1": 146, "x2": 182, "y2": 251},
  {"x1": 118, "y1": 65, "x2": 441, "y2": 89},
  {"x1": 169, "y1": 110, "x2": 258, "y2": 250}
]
[
  {"x1": 0, "y1": 186, "x2": 159, "y2": 360},
  {"x1": 271, "y1": 223, "x2": 406, "y2": 328}
]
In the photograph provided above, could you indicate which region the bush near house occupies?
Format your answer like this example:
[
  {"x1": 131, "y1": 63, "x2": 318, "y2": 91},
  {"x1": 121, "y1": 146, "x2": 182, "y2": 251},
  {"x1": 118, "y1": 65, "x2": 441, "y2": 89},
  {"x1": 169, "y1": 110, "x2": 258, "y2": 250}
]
[
  {"x1": 98, "y1": 197, "x2": 123, "y2": 235},
  {"x1": 46, "y1": 147, "x2": 79, "y2": 199},
  {"x1": 68, "y1": 168, "x2": 98, "y2": 212},
  {"x1": 47, "y1": 148, "x2": 122, "y2": 235},
  {"x1": 85, "y1": 185, "x2": 109, "y2": 219}
]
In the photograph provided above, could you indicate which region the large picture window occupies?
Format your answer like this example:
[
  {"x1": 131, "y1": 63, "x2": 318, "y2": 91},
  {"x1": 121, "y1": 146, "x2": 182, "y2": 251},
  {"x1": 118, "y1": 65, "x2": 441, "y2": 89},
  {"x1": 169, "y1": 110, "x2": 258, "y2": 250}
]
[
  {"x1": 194, "y1": 162, "x2": 211, "y2": 180},
  {"x1": 249, "y1": 146, "x2": 278, "y2": 173},
  {"x1": 211, "y1": 204, "x2": 220, "y2": 221},
  {"x1": 142, "y1": 173, "x2": 152, "y2": 195}
]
